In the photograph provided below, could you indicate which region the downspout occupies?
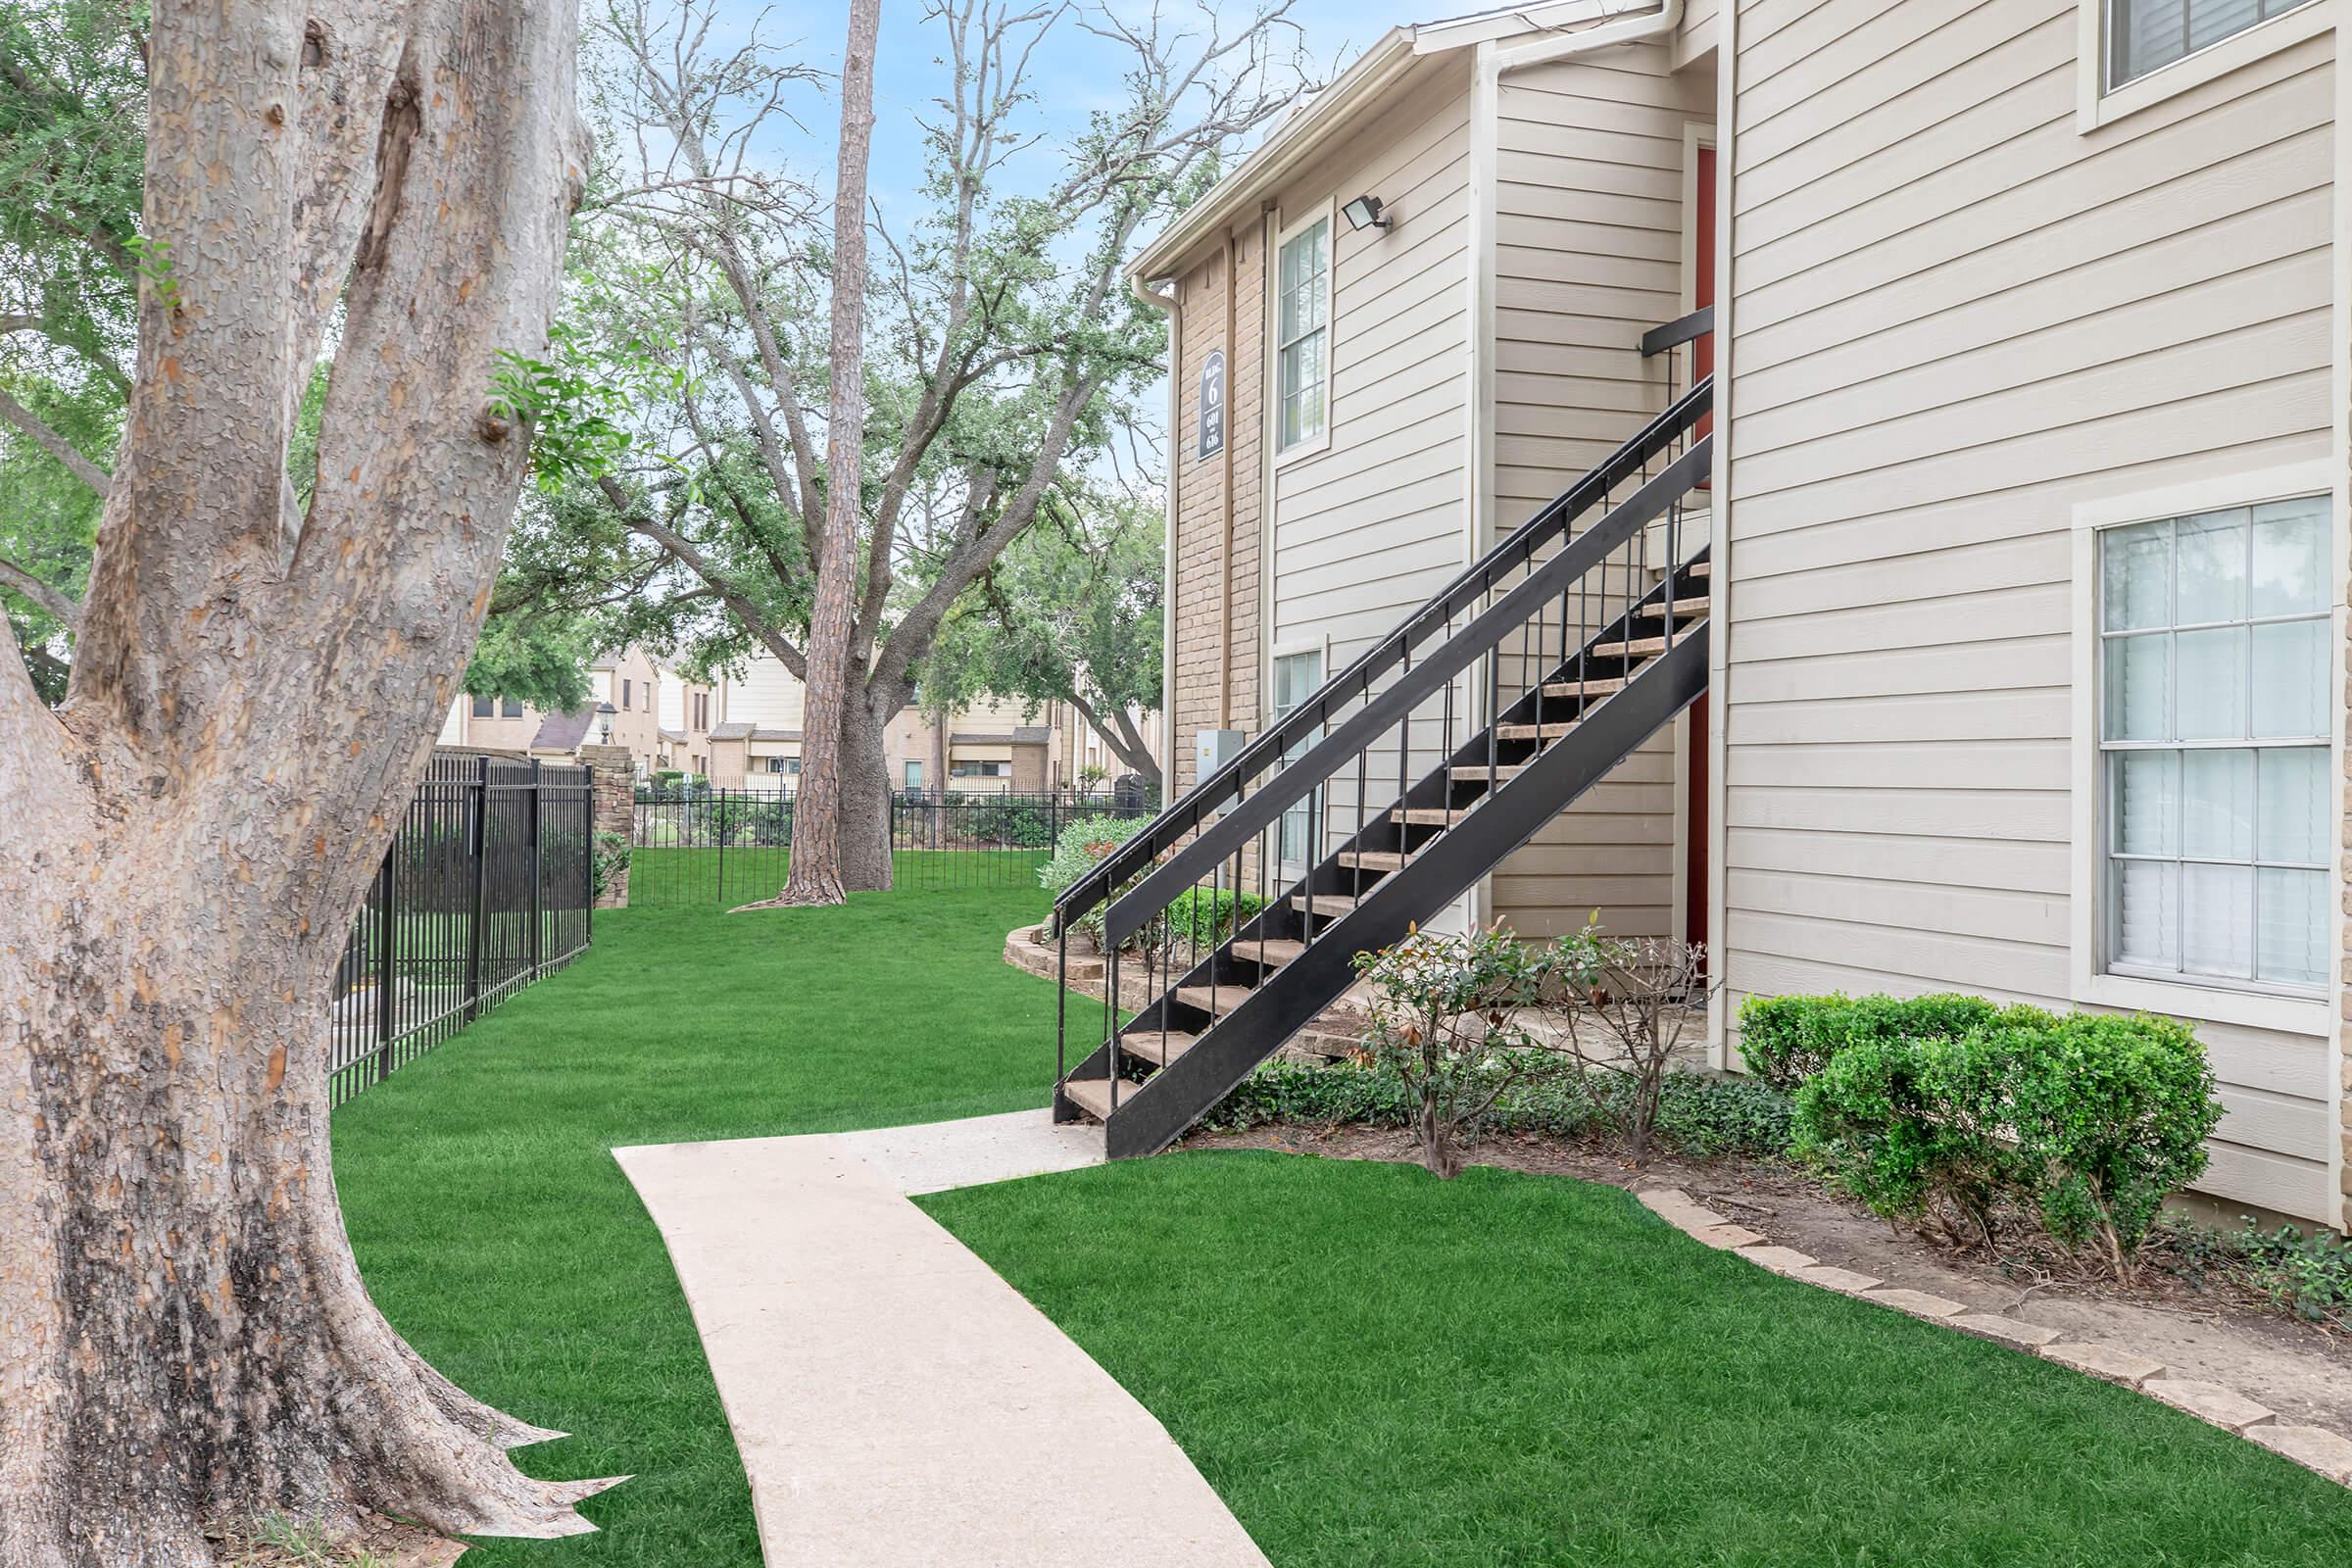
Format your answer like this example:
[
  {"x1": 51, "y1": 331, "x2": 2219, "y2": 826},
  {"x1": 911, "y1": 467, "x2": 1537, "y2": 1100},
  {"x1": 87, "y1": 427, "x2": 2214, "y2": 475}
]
[
  {"x1": 1131, "y1": 270, "x2": 1184, "y2": 789},
  {"x1": 1219, "y1": 228, "x2": 1238, "y2": 729}
]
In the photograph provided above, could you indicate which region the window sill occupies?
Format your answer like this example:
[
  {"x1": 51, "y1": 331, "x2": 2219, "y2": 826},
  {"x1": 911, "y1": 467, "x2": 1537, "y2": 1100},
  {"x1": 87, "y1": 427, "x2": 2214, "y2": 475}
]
[
  {"x1": 2077, "y1": 0, "x2": 2334, "y2": 134},
  {"x1": 2073, "y1": 969, "x2": 2329, "y2": 1036}
]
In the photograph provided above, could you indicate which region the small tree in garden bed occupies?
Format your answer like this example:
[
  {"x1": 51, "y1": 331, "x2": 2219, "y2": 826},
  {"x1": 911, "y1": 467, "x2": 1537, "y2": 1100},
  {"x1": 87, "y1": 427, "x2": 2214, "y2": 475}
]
[
  {"x1": 1351, "y1": 924, "x2": 1584, "y2": 1179},
  {"x1": 1551, "y1": 925, "x2": 1719, "y2": 1166}
]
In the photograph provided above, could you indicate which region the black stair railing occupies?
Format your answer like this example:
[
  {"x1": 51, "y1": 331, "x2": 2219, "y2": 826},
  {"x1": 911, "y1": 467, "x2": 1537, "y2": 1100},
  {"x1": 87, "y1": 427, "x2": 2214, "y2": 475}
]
[
  {"x1": 1052, "y1": 365, "x2": 1714, "y2": 1143},
  {"x1": 1052, "y1": 373, "x2": 1713, "y2": 937}
]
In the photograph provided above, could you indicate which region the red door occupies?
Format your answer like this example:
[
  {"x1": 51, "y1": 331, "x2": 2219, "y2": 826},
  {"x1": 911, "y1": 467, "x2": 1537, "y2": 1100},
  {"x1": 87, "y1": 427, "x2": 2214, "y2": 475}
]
[{"x1": 1686, "y1": 143, "x2": 1715, "y2": 955}]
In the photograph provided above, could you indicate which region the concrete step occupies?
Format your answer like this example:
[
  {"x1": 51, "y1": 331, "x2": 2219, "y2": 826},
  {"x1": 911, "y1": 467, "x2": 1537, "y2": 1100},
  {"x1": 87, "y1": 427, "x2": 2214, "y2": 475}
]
[
  {"x1": 1060, "y1": 1076, "x2": 1118, "y2": 1121},
  {"x1": 1231, "y1": 937, "x2": 1306, "y2": 967},
  {"x1": 1120, "y1": 1028, "x2": 1196, "y2": 1067}
]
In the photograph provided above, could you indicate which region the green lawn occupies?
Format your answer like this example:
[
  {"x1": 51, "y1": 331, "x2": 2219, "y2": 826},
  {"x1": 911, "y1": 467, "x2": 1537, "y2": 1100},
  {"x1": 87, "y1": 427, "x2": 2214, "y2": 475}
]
[
  {"x1": 332, "y1": 872, "x2": 1069, "y2": 1564},
  {"x1": 922, "y1": 1152, "x2": 2352, "y2": 1568}
]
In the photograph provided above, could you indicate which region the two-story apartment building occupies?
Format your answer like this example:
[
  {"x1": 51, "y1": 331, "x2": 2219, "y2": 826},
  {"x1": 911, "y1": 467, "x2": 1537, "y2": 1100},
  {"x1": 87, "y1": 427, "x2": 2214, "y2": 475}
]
[{"x1": 1126, "y1": 0, "x2": 2350, "y2": 1227}]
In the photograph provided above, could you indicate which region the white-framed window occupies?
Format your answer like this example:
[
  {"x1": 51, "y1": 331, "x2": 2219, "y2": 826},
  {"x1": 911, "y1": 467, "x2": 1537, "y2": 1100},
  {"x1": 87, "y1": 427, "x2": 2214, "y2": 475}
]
[
  {"x1": 764, "y1": 756, "x2": 801, "y2": 776},
  {"x1": 2077, "y1": 0, "x2": 2331, "y2": 129},
  {"x1": 2083, "y1": 481, "x2": 2332, "y2": 1012},
  {"x1": 1272, "y1": 647, "x2": 1325, "y2": 876},
  {"x1": 1273, "y1": 208, "x2": 1332, "y2": 458},
  {"x1": 950, "y1": 760, "x2": 1010, "y2": 779},
  {"x1": 2106, "y1": 0, "x2": 2320, "y2": 86}
]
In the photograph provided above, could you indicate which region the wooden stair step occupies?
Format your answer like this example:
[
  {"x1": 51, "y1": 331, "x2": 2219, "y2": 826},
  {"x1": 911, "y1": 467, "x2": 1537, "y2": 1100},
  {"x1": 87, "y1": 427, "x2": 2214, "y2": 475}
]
[
  {"x1": 1060, "y1": 1076, "x2": 1119, "y2": 1121},
  {"x1": 1686, "y1": 560, "x2": 1709, "y2": 579},
  {"x1": 1337, "y1": 849, "x2": 1409, "y2": 871},
  {"x1": 1173, "y1": 982, "x2": 1251, "y2": 1016},
  {"x1": 1119, "y1": 1028, "x2": 1197, "y2": 1067},
  {"x1": 1592, "y1": 635, "x2": 1672, "y2": 658},
  {"x1": 1495, "y1": 719, "x2": 1581, "y2": 742},
  {"x1": 1231, "y1": 937, "x2": 1306, "y2": 966},
  {"x1": 1540, "y1": 672, "x2": 1631, "y2": 699},
  {"x1": 1396, "y1": 807, "x2": 1471, "y2": 825},
  {"x1": 1291, "y1": 892, "x2": 1362, "y2": 918},
  {"x1": 1669, "y1": 595, "x2": 1708, "y2": 616},
  {"x1": 1449, "y1": 761, "x2": 1531, "y2": 784}
]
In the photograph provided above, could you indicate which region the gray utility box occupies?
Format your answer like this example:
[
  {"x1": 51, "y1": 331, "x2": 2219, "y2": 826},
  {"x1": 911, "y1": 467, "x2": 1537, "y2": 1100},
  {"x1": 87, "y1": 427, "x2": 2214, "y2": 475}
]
[{"x1": 1195, "y1": 728, "x2": 1248, "y2": 782}]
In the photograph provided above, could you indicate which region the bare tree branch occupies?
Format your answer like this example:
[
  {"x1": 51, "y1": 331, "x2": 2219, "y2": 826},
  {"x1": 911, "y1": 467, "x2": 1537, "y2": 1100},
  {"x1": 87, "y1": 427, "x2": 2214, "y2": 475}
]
[{"x1": 0, "y1": 386, "x2": 110, "y2": 498}]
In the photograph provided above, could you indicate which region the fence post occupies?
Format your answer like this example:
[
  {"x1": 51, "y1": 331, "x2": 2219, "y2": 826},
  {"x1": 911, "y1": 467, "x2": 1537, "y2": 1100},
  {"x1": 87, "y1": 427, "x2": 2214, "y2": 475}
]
[
  {"x1": 582, "y1": 763, "x2": 595, "y2": 945},
  {"x1": 464, "y1": 754, "x2": 489, "y2": 1020},
  {"x1": 716, "y1": 786, "x2": 728, "y2": 905},
  {"x1": 528, "y1": 758, "x2": 543, "y2": 977},
  {"x1": 374, "y1": 848, "x2": 395, "y2": 1085}
]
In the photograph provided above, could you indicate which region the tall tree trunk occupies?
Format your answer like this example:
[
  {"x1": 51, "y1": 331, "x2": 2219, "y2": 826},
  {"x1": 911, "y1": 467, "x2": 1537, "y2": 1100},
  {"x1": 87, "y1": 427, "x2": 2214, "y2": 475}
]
[
  {"x1": 0, "y1": 1, "x2": 600, "y2": 1562},
  {"x1": 838, "y1": 683, "x2": 896, "y2": 893},
  {"x1": 763, "y1": 0, "x2": 881, "y2": 910}
]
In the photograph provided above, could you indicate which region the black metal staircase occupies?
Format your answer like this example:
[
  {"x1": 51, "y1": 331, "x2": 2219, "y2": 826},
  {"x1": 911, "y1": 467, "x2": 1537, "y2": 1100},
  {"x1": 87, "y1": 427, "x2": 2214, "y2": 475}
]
[{"x1": 1052, "y1": 330, "x2": 1715, "y2": 1159}]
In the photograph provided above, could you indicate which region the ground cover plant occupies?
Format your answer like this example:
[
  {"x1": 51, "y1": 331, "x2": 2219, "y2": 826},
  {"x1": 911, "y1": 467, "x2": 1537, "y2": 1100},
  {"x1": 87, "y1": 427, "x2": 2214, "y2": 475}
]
[
  {"x1": 332, "y1": 872, "x2": 1077, "y2": 1564},
  {"x1": 923, "y1": 1152, "x2": 2352, "y2": 1568}
]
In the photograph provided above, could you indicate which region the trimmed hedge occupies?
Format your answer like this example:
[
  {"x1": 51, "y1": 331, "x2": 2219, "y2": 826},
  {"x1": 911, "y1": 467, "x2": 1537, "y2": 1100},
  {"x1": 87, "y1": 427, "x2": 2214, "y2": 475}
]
[
  {"x1": 1204, "y1": 1056, "x2": 1794, "y2": 1162},
  {"x1": 1736, "y1": 992, "x2": 2024, "y2": 1091},
  {"x1": 1788, "y1": 1002, "x2": 2221, "y2": 1268}
]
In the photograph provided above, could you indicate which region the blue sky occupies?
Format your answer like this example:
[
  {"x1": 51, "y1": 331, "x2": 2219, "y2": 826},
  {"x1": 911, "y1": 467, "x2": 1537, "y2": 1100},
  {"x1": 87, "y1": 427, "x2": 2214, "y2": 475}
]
[{"x1": 705, "y1": 0, "x2": 1436, "y2": 219}]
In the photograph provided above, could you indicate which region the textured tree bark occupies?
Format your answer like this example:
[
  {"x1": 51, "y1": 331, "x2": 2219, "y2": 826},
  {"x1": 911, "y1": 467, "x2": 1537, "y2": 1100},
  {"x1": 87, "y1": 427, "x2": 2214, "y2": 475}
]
[
  {"x1": 0, "y1": 1, "x2": 604, "y2": 1562},
  {"x1": 764, "y1": 0, "x2": 881, "y2": 909},
  {"x1": 837, "y1": 681, "x2": 897, "y2": 893}
]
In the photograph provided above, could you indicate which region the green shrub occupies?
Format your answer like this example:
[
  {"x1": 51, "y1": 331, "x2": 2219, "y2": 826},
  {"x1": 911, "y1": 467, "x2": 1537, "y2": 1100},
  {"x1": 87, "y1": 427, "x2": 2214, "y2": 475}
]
[
  {"x1": 2163, "y1": 1217, "x2": 2352, "y2": 1333},
  {"x1": 1161, "y1": 886, "x2": 1266, "y2": 949},
  {"x1": 967, "y1": 797, "x2": 1053, "y2": 848},
  {"x1": 1737, "y1": 992, "x2": 2015, "y2": 1091},
  {"x1": 1038, "y1": 814, "x2": 1148, "y2": 946},
  {"x1": 1791, "y1": 1003, "x2": 2221, "y2": 1274},
  {"x1": 1998, "y1": 1010, "x2": 2220, "y2": 1269},
  {"x1": 1205, "y1": 1056, "x2": 1793, "y2": 1161}
]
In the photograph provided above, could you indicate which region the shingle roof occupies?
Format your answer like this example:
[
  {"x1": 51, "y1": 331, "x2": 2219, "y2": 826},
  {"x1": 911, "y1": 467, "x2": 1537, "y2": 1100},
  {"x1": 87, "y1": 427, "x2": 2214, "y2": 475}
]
[{"x1": 530, "y1": 707, "x2": 595, "y2": 752}]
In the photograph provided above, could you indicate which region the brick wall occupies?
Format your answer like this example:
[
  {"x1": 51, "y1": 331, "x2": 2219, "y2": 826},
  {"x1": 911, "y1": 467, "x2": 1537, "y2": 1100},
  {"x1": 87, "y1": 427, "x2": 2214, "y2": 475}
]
[
  {"x1": 1169, "y1": 224, "x2": 1265, "y2": 800},
  {"x1": 579, "y1": 744, "x2": 635, "y2": 909}
]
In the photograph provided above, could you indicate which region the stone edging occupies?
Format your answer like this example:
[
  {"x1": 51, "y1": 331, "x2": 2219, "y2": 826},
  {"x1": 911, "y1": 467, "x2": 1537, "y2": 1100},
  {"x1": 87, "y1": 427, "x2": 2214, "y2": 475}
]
[{"x1": 1636, "y1": 1186, "x2": 2352, "y2": 1489}]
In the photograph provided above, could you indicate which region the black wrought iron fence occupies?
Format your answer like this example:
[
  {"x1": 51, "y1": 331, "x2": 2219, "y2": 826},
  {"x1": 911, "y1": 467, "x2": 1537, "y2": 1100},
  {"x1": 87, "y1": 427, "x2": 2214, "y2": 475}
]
[
  {"x1": 329, "y1": 754, "x2": 594, "y2": 1105},
  {"x1": 627, "y1": 786, "x2": 1155, "y2": 906}
]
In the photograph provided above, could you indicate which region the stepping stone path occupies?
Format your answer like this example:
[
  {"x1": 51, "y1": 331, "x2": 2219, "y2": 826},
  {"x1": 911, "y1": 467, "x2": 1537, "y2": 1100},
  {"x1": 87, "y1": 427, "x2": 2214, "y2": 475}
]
[{"x1": 1631, "y1": 1186, "x2": 2352, "y2": 1492}]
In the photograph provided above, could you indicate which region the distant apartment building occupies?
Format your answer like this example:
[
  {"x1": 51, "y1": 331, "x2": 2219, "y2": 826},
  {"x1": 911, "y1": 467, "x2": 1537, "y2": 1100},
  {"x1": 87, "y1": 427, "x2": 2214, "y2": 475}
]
[
  {"x1": 701, "y1": 654, "x2": 1160, "y2": 793},
  {"x1": 438, "y1": 647, "x2": 717, "y2": 780}
]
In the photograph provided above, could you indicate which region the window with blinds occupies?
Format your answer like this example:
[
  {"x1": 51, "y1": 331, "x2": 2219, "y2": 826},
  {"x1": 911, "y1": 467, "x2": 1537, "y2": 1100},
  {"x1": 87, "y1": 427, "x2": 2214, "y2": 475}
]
[
  {"x1": 2109, "y1": 0, "x2": 2318, "y2": 87},
  {"x1": 2097, "y1": 496, "x2": 2330, "y2": 993},
  {"x1": 1275, "y1": 217, "x2": 1330, "y2": 453}
]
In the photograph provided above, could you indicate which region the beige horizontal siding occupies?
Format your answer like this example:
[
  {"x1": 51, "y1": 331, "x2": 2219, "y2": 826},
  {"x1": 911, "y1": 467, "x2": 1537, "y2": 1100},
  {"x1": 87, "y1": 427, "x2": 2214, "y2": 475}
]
[
  {"x1": 1721, "y1": 0, "x2": 2337, "y2": 1220},
  {"x1": 1488, "y1": 42, "x2": 1712, "y2": 946}
]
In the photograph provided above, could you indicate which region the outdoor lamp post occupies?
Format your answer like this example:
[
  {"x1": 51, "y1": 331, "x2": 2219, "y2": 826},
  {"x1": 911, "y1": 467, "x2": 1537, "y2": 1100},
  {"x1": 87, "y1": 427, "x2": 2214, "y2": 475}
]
[{"x1": 598, "y1": 701, "x2": 616, "y2": 745}]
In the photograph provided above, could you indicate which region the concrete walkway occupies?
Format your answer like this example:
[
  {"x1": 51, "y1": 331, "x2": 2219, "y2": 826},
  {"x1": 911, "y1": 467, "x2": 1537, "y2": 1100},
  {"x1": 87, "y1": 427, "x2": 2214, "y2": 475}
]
[{"x1": 613, "y1": 1118, "x2": 1271, "y2": 1568}]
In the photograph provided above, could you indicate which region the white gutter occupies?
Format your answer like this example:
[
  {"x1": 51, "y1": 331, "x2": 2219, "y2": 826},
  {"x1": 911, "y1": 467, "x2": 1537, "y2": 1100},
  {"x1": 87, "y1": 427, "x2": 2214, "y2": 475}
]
[
  {"x1": 1131, "y1": 272, "x2": 1185, "y2": 788},
  {"x1": 1493, "y1": 0, "x2": 1682, "y2": 72}
]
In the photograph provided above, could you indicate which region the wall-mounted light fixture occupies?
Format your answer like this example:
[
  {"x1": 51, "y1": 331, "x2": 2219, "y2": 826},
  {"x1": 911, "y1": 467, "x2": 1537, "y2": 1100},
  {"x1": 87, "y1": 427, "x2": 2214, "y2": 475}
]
[{"x1": 1341, "y1": 193, "x2": 1391, "y2": 232}]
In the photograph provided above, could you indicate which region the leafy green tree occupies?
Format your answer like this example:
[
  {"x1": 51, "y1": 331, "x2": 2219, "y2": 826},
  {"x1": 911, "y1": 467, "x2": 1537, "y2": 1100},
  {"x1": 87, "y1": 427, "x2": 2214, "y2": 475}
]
[
  {"x1": 543, "y1": 0, "x2": 1303, "y2": 895},
  {"x1": 920, "y1": 487, "x2": 1163, "y2": 784},
  {"x1": 0, "y1": 1, "x2": 600, "y2": 713}
]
